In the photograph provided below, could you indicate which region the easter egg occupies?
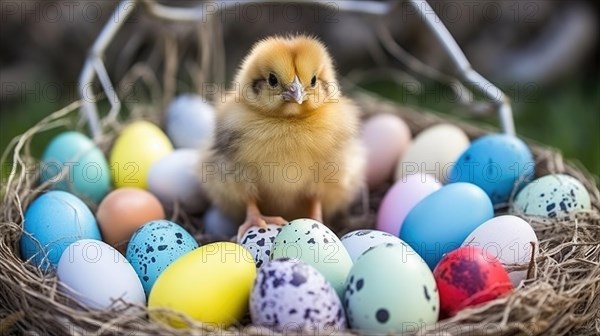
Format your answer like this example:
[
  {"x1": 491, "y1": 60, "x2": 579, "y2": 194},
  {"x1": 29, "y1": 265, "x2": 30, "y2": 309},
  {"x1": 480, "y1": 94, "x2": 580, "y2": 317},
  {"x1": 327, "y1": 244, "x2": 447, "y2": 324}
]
[
  {"x1": 148, "y1": 149, "x2": 208, "y2": 215},
  {"x1": 203, "y1": 206, "x2": 238, "y2": 240},
  {"x1": 165, "y1": 94, "x2": 215, "y2": 149},
  {"x1": 271, "y1": 219, "x2": 353, "y2": 298},
  {"x1": 462, "y1": 215, "x2": 538, "y2": 287},
  {"x1": 148, "y1": 242, "x2": 256, "y2": 328},
  {"x1": 20, "y1": 191, "x2": 101, "y2": 270},
  {"x1": 395, "y1": 124, "x2": 469, "y2": 183},
  {"x1": 400, "y1": 183, "x2": 494, "y2": 269},
  {"x1": 126, "y1": 220, "x2": 198, "y2": 295},
  {"x1": 512, "y1": 174, "x2": 591, "y2": 219},
  {"x1": 361, "y1": 113, "x2": 412, "y2": 190},
  {"x1": 433, "y1": 246, "x2": 512, "y2": 317},
  {"x1": 57, "y1": 239, "x2": 145, "y2": 310},
  {"x1": 448, "y1": 134, "x2": 534, "y2": 205},
  {"x1": 376, "y1": 173, "x2": 441, "y2": 235},
  {"x1": 340, "y1": 229, "x2": 404, "y2": 262},
  {"x1": 110, "y1": 121, "x2": 173, "y2": 189},
  {"x1": 239, "y1": 224, "x2": 282, "y2": 268},
  {"x1": 40, "y1": 132, "x2": 110, "y2": 204},
  {"x1": 96, "y1": 188, "x2": 166, "y2": 252},
  {"x1": 344, "y1": 242, "x2": 439, "y2": 333},
  {"x1": 250, "y1": 258, "x2": 346, "y2": 332}
]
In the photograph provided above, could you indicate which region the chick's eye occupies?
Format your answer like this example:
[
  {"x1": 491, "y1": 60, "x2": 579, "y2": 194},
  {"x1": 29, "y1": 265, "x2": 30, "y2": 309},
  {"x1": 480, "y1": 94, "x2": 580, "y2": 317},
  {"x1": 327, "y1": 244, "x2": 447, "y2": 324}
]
[
  {"x1": 268, "y1": 73, "x2": 278, "y2": 87},
  {"x1": 311, "y1": 75, "x2": 317, "y2": 87}
]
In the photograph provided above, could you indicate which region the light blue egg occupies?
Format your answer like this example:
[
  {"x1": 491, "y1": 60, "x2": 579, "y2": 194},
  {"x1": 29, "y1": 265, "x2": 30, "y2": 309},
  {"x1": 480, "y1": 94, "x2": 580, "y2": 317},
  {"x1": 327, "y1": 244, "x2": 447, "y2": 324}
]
[
  {"x1": 20, "y1": 191, "x2": 101, "y2": 270},
  {"x1": 40, "y1": 132, "x2": 110, "y2": 204},
  {"x1": 448, "y1": 134, "x2": 534, "y2": 205},
  {"x1": 166, "y1": 94, "x2": 215, "y2": 149},
  {"x1": 126, "y1": 220, "x2": 198, "y2": 295},
  {"x1": 399, "y1": 183, "x2": 493, "y2": 269}
]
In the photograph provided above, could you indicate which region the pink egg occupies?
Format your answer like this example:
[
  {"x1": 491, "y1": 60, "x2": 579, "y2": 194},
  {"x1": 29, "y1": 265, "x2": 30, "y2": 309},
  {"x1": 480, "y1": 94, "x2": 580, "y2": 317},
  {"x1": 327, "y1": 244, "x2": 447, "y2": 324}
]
[
  {"x1": 376, "y1": 173, "x2": 441, "y2": 235},
  {"x1": 361, "y1": 114, "x2": 412, "y2": 190}
]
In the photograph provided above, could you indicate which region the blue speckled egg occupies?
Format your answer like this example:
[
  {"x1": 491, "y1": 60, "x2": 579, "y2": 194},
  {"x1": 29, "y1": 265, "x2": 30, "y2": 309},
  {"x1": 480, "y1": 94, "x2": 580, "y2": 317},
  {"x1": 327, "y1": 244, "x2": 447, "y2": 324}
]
[
  {"x1": 512, "y1": 174, "x2": 591, "y2": 219},
  {"x1": 400, "y1": 183, "x2": 494, "y2": 269},
  {"x1": 448, "y1": 134, "x2": 534, "y2": 205},
  {"x1": 20, "y1": 191, "x2": 101, "y2": 270},
  {"x1": 40, "y1": 132, "x2": 110, "y2": 204},
  {"x1": 126, "y1": 220, "x2": 198, "y2": 295}
]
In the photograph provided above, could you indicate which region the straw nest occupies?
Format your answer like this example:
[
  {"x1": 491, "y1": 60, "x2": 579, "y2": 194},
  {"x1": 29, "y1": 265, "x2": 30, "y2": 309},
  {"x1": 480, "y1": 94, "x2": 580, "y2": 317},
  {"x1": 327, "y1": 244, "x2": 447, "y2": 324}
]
[{"x1": 0, "y1": 91, "x2": 598, "y2": 335}]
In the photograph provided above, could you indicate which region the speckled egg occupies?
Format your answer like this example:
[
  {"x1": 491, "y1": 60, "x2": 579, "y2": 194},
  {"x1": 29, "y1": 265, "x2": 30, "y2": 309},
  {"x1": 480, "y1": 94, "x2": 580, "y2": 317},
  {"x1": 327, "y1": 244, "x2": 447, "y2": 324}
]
[
  {"x1": 340, "y1": 229, "x2": 404, "y2": 262},
  {"x1": 125, "y1": 220, "x2": 198, "y2": 295},
  {"x1": 512, "y1": 174, "x2": 591, "y2": 219},
  {"x1": 271, "y1": 219, "x2": 353, "y2": 298},
  {"x1": 433, "y1": 246, "x2": 512, "y2": 317},
  {"x1": 448, "y1": 134, "x2": 534, "y2": 205},
  {"x1": 239, "y1": 224, "x2": 282, "y2": 268},
  {"x1": 250, "y1": 258, "x2": 346, "y2": 333},
  {"x1": 344, "y1": 242, "x2": 439, "y2": 333}
]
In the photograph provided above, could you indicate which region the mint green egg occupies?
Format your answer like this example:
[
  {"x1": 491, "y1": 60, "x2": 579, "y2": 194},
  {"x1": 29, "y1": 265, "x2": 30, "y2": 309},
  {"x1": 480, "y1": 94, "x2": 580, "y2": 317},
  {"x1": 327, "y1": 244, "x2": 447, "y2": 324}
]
[
  {"x1": 512, "y1": 174, "x2": 591, "y2": 219},
  {"x1": 40, "y1": 132, "x2": 110, "y2": 204},
  {"x1": 344, "y1": 243, "x2": 439, "y2": 333},
  {"x1": 271, "y1": 218, "x2": 352, "y2": 298}
]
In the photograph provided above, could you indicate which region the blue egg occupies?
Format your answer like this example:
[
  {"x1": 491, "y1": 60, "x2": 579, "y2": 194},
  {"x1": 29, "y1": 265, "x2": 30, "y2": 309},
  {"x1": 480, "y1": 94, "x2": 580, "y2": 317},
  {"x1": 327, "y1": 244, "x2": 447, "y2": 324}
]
[
  {"x1": 399, "y1": 183, "x2": 493, "y2": 269},
  {"x1": 126, "y1": 220, "x2": 198, "y2": 295},
  {"x1": 448, "y1": 134, "x2": 534, "y2": 205},
  {"x1": 20, "y1": 191, "x2": 101, "y2": 270},
  {"x1": 166, "y1": 94, "x2": 215, "y2": 149},
  {"x1": 203, "y1": 207, "x2": 238, "y2": 240},
  {"x1": 40, "y1": 132, "x2": 111, "y2": 204}
]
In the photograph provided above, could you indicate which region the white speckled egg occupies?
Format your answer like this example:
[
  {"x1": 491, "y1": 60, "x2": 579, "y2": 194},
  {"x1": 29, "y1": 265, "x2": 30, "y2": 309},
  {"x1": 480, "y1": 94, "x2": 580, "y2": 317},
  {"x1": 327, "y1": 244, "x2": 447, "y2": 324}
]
[
  {"x1": 250, "y1": 258, "x2": 346, "y2": 333},
  {"x1": 239, "y1": 225, "x2": 282, "y2": 268},
  {"x1": 165, "y1": 94, "x2": 215, "y2": 150},
  {"x1": 344, "y1": 243, "x2": 439, "y2": 333},
  {"x1": 512, "y1": 174, "x2": 591, "y2": 219},
  {"x1": 461, "y1": 215, "x2": 538, "y2": 287},
  {"x1": 340, "y1": 230, "x2": 404, "y2": 262},
  {"x1": 395, "y1": 124, "x2": 469, "y2": 184}
]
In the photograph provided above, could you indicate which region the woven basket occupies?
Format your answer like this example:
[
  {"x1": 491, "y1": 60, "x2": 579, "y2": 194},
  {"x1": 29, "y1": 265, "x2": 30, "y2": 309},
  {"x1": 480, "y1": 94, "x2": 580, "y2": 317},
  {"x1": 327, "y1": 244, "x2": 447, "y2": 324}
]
[{"x1": 1, "y1": 1, "x2": 599, "y2": 335}]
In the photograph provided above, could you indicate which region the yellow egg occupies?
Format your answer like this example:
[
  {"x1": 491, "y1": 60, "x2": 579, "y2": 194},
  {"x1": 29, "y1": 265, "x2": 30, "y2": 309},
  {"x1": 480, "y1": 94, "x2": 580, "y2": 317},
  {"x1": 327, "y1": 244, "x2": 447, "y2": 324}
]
[
  {"x1": 148, "y1": 242, "x2": 256, "y2": 328},
  {"x1": 110, "y1": 121, "x2": 173, "y2": 188}
]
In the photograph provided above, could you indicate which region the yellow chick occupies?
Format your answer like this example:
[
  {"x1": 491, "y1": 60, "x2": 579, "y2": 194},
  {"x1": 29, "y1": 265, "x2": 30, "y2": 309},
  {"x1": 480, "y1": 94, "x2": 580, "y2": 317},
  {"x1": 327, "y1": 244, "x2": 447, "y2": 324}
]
[{"x1": 201, "y1": 35, "x2": 365, "y2": 237}]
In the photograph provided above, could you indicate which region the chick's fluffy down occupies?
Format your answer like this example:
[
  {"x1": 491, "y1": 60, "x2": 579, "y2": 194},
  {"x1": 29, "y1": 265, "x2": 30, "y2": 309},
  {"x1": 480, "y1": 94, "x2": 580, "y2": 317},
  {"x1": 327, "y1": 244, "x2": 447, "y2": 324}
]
[{"x1": 201, "y1": 35, "x2": 365, "y2": 223}]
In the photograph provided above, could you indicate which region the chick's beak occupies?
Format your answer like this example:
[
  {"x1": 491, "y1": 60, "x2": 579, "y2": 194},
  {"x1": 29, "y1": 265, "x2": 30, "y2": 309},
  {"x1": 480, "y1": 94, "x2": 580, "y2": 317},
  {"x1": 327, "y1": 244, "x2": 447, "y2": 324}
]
[{"x1": 282, "y1": 76, "x2": 305, "y2": 104}]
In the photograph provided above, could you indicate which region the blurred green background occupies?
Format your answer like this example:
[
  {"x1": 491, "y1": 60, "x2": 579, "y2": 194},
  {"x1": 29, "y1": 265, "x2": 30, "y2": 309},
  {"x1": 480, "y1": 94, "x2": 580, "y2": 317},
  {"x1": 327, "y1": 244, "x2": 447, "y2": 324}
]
[{"x1": 1, "y1": 0, "x2": 599, "y2": 178}]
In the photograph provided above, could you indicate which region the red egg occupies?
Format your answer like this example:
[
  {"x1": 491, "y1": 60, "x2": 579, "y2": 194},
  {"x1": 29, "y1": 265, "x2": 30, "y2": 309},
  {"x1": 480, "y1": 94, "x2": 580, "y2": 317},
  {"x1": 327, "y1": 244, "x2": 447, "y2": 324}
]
[{"x1": 433, "y1": 246, "x2": 512, "y2": 317}]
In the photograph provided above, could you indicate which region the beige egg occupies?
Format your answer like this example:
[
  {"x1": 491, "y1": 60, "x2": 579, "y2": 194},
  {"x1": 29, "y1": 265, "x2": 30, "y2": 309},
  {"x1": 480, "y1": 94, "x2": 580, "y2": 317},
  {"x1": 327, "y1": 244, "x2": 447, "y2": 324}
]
[
  {"x1": 395, "y1": 124, "x2": 469, "y2": 183},
  {"x1": 96, "y1": 188, "x2": 166, "y2": 253},
  {"x1": 361, "y1": 114, "x2": 412, "y2": 190}
]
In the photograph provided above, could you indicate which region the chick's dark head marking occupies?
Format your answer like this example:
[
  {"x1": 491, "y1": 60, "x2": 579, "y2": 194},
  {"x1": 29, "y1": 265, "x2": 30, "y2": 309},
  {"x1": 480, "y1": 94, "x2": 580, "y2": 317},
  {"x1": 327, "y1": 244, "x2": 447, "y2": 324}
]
[{"x1": 233, "y1": 35, "x2": 340, "y2": 118}]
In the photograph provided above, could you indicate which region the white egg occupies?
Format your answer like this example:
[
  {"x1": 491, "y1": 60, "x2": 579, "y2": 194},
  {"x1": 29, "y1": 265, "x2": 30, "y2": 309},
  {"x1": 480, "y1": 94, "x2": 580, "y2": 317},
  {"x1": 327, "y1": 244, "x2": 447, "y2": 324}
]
[
  {"x1": 461, "y1": 215, "x2": 538, "y2": 287},
  {"x1": 57, "y1": 239, "x2": 146, "y2": 310},
  {"x1": 395, "y1": 124, "x2": 469, "y2": 184},
  {"x1": 165, "y1": 94, "x2": 215, "y2": 149},
  {"x1": 147, "y1": 149, "x2": 208, "y2": 215},
  {"x1": 340, "y1": 229, "x2": 404, "y2": 262},
  {"x1": 239, "y1": 224, "x2": 282, "y2": 268}
]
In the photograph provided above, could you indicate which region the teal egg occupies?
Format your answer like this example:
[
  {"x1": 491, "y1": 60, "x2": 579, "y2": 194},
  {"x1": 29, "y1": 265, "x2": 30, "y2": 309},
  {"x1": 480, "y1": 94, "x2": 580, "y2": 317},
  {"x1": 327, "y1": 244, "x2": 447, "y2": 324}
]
[
  {"x1": 448, "y1": 134, "x2": 534, "y2": 205},
  {"x1": 40, "y1": 132, "x2": 110, "y2": 204},
  {"x1": 126, "y1": 220, "x2": 198, "y2": 295},
  {"x1": 20, "y1": 191, "x2": 101, "y2": 270},
  {"x1": 400, "y1": 183, "x2": 494, "y2": 269},
  {"x1": 271, "y1": 218, "x2": 352, "y2": 298}
]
